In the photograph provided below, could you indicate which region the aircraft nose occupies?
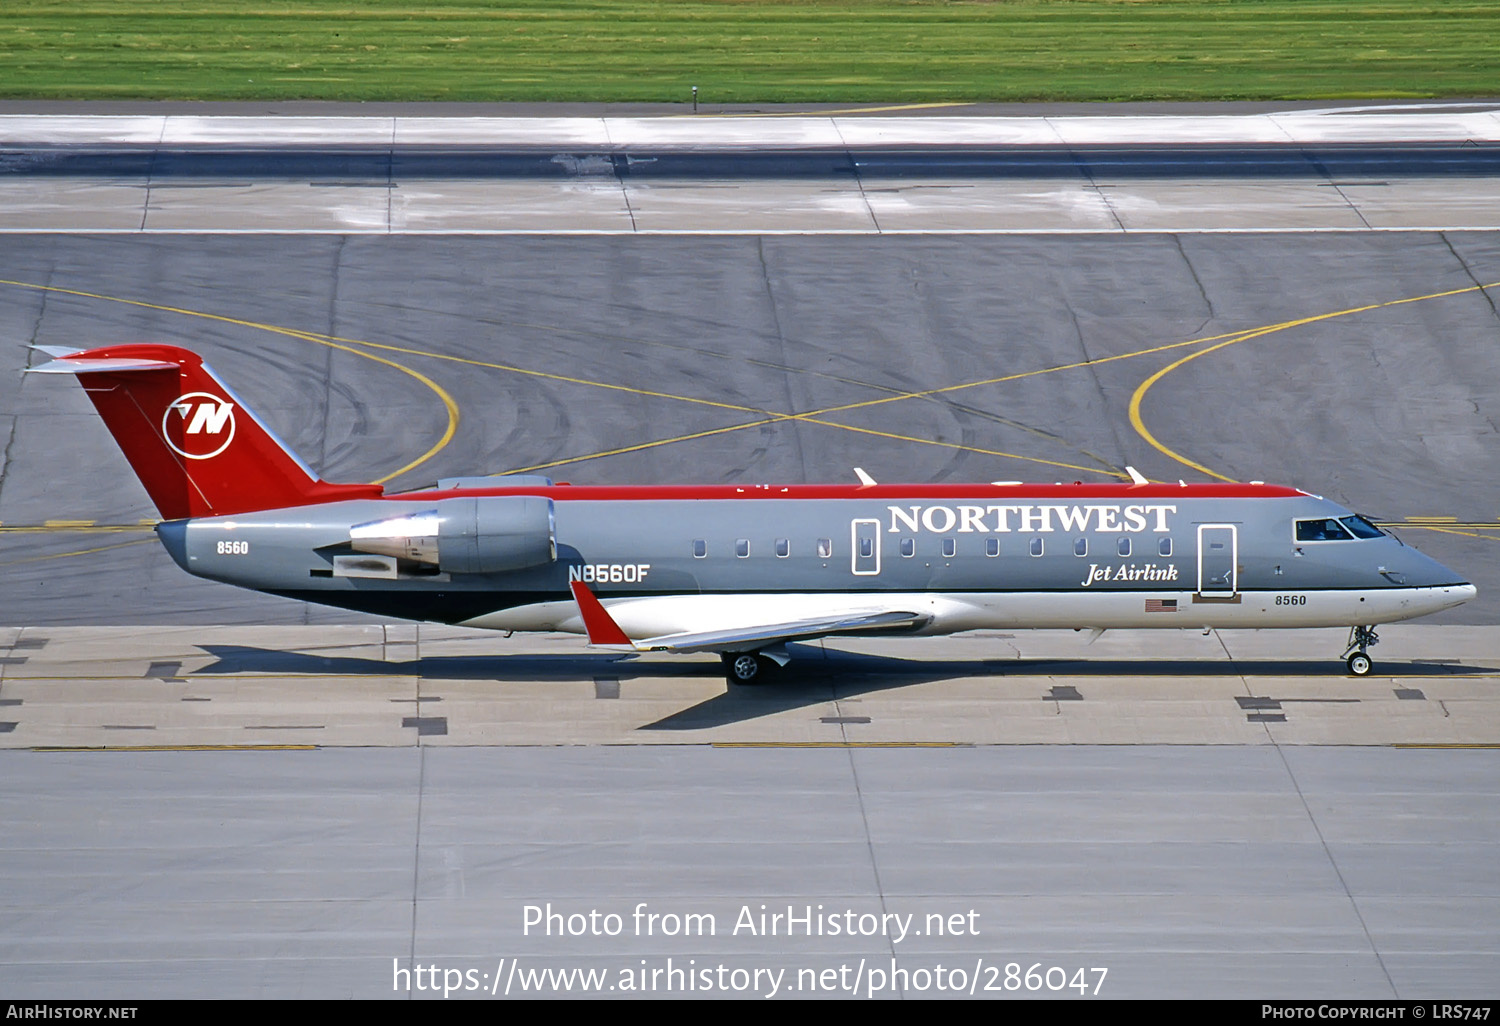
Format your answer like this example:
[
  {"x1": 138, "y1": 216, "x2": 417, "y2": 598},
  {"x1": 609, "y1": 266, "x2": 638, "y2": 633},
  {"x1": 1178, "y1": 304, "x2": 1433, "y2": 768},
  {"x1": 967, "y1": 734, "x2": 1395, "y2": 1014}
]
[
  {"x1": 1384, "y1": 548, "x2": 1475, "y2": 615},
  {"x1": 1384, "y1": 546, "x2": 1471, "y2": 590},
  {"x1": 1447, "y1": 582, "x2": 1478, "y2": 608},
  {"x1": 1415, "y1": 581, "x2": 1478, "y2": 617}
]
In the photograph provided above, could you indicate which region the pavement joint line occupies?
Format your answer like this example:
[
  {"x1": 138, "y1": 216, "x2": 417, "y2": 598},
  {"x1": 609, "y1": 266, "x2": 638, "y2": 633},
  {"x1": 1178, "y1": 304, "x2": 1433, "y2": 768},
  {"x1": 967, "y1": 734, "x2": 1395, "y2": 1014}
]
[
  {"x1": 7, "y1": 227, "x2": 1500, "y2": 236},
  {"x1": 1271, "y1": 723, "x2": 1399, "y2": 992},
  {"x1": 31, "y1": 744, "x2": 321, "y2": 752},
  {"x1": 1278, "y1": 698, "x2": 1362, "y2": 703},
  {"x1": 1390, "y1": 743, "x2": 1500, "y2": 749},
  {"x1": 712, "y1": 741, "x2": 966, "y2": 748}
]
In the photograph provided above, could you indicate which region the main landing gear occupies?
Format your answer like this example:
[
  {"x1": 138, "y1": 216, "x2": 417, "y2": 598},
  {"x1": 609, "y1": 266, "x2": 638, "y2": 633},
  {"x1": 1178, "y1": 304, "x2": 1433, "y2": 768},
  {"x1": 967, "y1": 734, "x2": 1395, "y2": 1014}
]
[
  {"x1": 722, "y1": 651, "x2": 784, "y2": 685},
  {"x1": 1342, "y1": 625, "x2": 1380, "y2": 676}
]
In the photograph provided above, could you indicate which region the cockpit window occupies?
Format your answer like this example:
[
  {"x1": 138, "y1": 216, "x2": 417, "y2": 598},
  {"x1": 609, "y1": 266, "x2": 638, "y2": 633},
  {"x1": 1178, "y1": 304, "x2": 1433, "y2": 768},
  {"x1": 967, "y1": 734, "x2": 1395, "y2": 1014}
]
[
  {"x1": 1340, "y1": 515, "x2": 1385, "y2": 539},
  {"x1": 1296, "y1": 518, "x2": 1354, "y2": 542}
]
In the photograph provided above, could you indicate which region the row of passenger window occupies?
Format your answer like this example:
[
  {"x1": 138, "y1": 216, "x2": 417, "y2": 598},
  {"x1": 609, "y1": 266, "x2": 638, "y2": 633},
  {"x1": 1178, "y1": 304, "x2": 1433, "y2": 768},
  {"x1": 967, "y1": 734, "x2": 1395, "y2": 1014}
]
[
  {"x1": 691, "y1": 537, "x2": 1175, "y2": 558},
  {"x1": 692, "y1": 539, "x2": 836, "y2": 558}
]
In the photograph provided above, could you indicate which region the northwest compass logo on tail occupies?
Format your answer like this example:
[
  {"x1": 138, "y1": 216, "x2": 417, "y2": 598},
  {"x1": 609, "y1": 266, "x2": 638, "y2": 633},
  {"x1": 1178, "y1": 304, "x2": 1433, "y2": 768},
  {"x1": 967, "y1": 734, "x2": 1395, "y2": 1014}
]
[{"x1": 163, "y1": 392, "x2": 236, "y2": 459}]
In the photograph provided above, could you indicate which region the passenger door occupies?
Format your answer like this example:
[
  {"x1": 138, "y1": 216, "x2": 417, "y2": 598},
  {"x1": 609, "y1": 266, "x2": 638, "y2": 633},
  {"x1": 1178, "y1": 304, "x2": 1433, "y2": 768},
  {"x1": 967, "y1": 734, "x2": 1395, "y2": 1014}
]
[{"x1": 1196, "y1": 524, "x2": 1238, "y2": 598}]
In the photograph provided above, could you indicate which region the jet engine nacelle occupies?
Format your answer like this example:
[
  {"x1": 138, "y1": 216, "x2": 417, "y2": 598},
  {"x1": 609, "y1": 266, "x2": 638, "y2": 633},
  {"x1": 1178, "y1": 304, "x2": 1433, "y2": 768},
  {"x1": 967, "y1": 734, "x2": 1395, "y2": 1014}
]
[{"x1": 349, "y1": 495, "x2": 556, "y2": 575}]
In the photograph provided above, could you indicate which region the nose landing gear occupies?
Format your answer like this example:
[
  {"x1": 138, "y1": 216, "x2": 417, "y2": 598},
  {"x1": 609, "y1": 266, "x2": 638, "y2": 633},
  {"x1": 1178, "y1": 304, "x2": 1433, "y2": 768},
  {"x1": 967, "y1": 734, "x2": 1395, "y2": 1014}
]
[{"x1": 1342, "y1": 625, "x2": 1380, "y2": 676}]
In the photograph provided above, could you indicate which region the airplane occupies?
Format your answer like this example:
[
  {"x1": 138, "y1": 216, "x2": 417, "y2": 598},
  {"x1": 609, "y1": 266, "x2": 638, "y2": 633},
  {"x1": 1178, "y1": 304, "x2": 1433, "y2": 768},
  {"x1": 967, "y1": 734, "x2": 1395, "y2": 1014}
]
[{"x1": 30, "y1": 343, "x2": 1476, "y2": 683}]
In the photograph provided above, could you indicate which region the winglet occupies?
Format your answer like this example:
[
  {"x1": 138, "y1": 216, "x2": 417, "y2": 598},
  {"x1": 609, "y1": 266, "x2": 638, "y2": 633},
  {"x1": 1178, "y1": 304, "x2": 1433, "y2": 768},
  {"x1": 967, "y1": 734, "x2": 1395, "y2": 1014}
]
[
  {"x1": 853, "y1": 467, "x2": 876, "y2": 487},
  {"x1": 1125, "y1": 466, "x2": 1150, "y2": 485},
  {"x1": 569, "y1": 581, "x2": 635, "y2": 647}
]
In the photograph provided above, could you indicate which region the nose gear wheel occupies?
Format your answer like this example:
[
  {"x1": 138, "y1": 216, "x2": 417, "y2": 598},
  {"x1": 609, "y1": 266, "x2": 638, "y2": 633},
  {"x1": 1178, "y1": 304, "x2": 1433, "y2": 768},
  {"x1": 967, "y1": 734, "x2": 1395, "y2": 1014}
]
[{"x1": 1341, "y1": 626, "x2": 1380, "y2": 676}]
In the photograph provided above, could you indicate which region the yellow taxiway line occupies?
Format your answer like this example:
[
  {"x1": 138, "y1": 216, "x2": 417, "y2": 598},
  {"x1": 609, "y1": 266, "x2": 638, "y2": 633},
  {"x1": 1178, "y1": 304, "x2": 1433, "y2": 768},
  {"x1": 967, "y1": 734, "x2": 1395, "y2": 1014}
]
[
  {"x1": 1128, "y1": 280, "x2": 1500, "y2": 482},
  {"x1": 7, "y1": 275, "x2": 1498, "y2": 493},
  {"x1": 1, "y1": 278, "x2": 460, "y2": 487}
]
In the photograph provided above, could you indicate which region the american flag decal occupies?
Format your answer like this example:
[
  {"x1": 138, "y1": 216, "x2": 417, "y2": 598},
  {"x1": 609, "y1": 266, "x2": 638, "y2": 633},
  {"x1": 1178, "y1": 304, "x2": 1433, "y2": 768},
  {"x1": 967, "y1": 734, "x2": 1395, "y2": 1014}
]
[{"x1": 1145, "y1": 598, "x2": 1178, "y2": 613}]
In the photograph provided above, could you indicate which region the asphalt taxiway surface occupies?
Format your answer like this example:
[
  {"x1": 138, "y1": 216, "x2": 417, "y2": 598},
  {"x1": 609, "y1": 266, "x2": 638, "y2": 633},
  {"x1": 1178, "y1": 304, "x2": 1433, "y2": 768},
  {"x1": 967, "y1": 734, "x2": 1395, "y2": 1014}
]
[
  {"x1": 3, "y1": 230, "x2": 1498, "y2": 623},
  {"x1": 1, "y1": 106, "x2": 1497, "y2": 999}
]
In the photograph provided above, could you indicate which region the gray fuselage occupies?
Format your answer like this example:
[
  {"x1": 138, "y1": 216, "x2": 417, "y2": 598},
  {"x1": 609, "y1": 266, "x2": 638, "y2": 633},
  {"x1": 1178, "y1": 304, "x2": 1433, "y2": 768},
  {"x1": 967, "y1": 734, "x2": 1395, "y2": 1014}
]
[{"x1": 153, "y1": 482, "x2": 1473, "y2": 636}]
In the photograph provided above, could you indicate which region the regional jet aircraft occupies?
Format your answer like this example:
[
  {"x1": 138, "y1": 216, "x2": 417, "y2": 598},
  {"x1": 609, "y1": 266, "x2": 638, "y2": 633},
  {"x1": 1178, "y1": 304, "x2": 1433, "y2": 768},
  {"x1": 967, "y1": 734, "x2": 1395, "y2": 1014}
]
[{"x1": 32, "y1": 345, "x2": 1474, "y2": 683}]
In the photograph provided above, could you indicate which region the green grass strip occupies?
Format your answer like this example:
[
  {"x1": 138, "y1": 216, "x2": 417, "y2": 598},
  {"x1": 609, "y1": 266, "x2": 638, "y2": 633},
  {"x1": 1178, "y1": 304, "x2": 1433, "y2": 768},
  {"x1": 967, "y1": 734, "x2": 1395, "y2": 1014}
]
[{"x1": 1, "y1": 1, "x2": 1497, "y2": 104}]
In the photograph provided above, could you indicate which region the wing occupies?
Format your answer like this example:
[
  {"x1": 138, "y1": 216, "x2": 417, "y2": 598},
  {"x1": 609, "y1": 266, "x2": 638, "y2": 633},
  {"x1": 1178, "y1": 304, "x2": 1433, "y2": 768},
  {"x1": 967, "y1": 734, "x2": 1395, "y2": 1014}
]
[{"x1": 568, "y1": 581, "x2": 929, "y2": 653}]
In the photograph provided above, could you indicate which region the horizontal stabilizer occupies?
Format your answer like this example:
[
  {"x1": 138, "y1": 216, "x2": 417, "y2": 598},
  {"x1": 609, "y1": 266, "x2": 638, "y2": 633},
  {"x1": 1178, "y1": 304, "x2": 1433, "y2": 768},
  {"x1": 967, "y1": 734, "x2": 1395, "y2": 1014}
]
[{"x1": 27, "y1": 347, "x2": 178, "y2": 374}]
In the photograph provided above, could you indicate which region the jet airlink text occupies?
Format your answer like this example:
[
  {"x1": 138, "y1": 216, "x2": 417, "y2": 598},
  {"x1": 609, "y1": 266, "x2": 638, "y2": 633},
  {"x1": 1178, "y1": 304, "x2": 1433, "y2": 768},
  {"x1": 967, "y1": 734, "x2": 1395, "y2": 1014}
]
[
  {"x1": 888, "y1": 504, "x2": 1176, "y2": 535},
  {"x1": 1081, "y1": 563, "x2": 1180, "y2": 587}
]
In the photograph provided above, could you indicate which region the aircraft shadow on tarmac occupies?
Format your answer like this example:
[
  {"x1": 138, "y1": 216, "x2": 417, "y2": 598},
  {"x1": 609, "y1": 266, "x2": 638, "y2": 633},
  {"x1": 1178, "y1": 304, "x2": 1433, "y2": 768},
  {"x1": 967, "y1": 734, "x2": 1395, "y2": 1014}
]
[{"x1": 189, "y1": 643, "x2": 1492, "y2": 731}]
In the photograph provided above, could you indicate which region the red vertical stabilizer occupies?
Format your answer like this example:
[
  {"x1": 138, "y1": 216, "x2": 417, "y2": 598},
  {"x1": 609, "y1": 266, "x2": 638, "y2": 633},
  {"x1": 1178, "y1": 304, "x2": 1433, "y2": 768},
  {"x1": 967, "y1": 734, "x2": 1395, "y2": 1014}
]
[{"x1": 32, "y1": 344, "x2": 383, "y2": 520}]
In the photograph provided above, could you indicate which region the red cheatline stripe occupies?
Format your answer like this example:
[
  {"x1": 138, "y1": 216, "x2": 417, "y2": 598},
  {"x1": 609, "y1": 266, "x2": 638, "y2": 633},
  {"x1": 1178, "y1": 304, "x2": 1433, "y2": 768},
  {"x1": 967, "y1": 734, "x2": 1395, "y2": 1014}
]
[{"x1": 394, "y1": 482, "x2": 1303, "y2": 503}]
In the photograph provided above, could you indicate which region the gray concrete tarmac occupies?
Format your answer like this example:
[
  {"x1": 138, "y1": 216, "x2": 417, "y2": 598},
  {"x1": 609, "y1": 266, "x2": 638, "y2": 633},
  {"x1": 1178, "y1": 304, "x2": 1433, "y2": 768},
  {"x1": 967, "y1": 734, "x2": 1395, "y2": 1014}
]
[
  {"x1": 3, "y1": 622, "x2": 1497, "y2": 997},
  {"x1": 2, "y1": 743, "x2": 1496, "y2": 999},
  {"x1": 4, "y1": 624, "x2": 1499, "y2": 749},
  {"x1": 5, "y1": 106, "x2": 1499, "y2": 232}
]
